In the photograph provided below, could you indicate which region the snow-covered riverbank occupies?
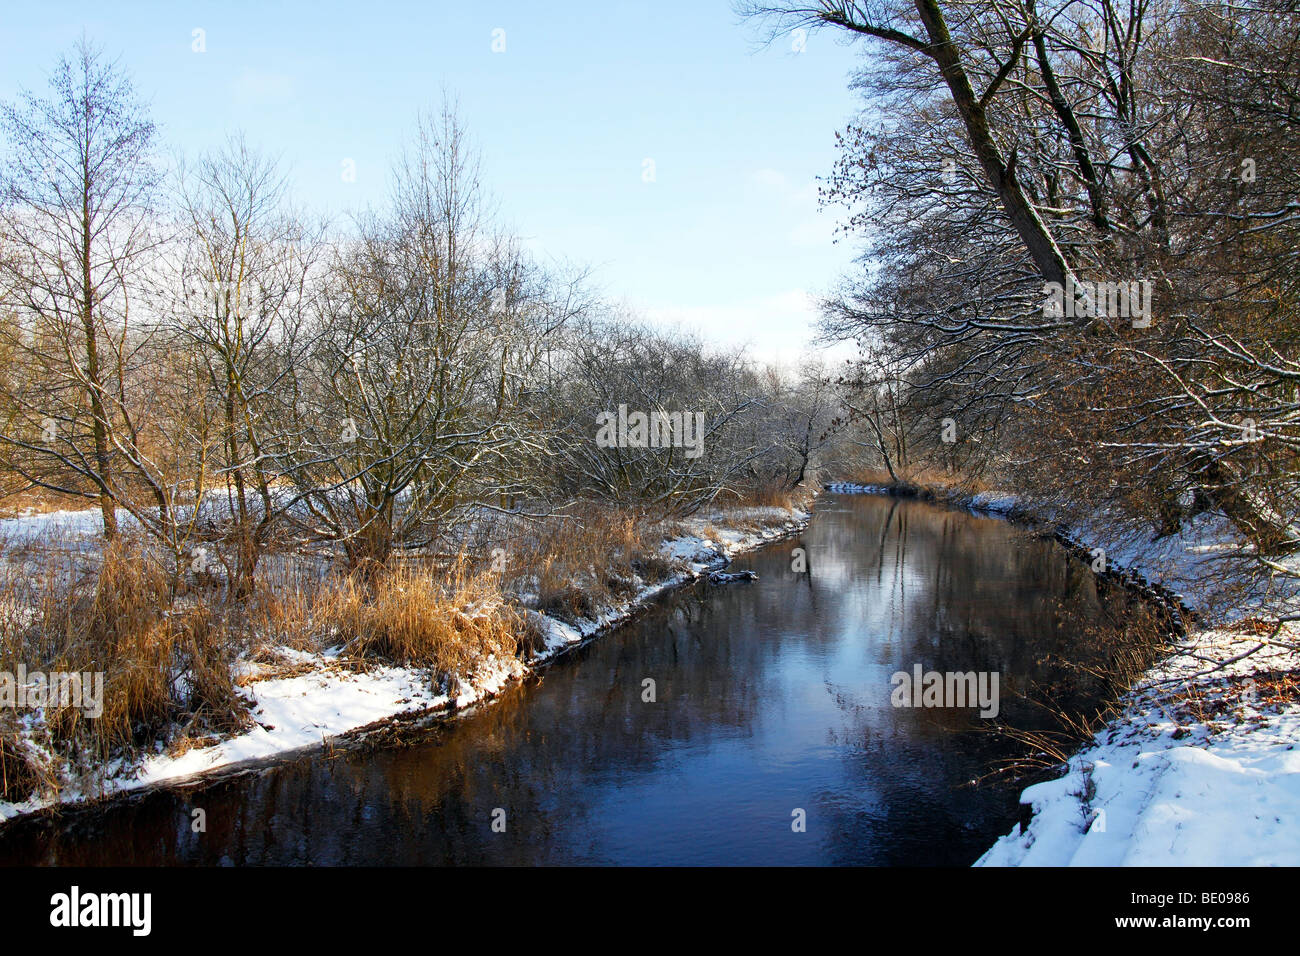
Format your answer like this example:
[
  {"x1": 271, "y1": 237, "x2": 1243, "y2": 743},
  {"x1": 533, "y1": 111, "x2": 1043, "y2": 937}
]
[
  {"x1": 827, "y1": 480, "x2": 1300, "y2": 867},
  {"x1": 977, "y1": 624, "x2": 1300, "y2": 865},
  {"x1": 0, "y1": 502, "x2": 811, "y2": 826}
]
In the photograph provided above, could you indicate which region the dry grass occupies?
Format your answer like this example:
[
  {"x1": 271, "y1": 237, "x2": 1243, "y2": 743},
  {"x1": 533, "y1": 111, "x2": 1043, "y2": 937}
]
[
  {"x1": 0, "y1": 487, "x2": 92, "y2": 519},
  {"x1": 734, "y1": 481, "x2": 804, "y2": 510},
  {"x1": 0, "y1": 488, "x2": 797, "y2": 801},
  {"x1": 247, "y1": 557, "x2": 335, "y2": 654},
  {"x1": 0, "y1": 538, "x2": 251, "y2": 769},
  {"x1": 0, "y1": 718, "x2": 54, "y2": 804},
  {"x1": 507, "y1": 489, "x2": 809, "y2": 621},
  {"x1": 841, "y1": 467, "x2": 896, "y2": 487},
  {"x1": 843, "y1": 465, "x2": 994, "y2": 497},
  {"x1": 0, "y1": 513, "x2": 575, "y2": 799},
  {"x1": 710, "y1": 479, "x2": 817, "y2": 515},
  {"x1": 508, "y1": 504, "x2": 672, "y2": 619},
  {"x1": 1160, "y1": 665, "x2": 1299, "y2": 730},
  {"x1": 253, "y1": 556, "x2": 523, "y2": 683},
  {"x1": 979, "y1": 605, "x2": 1173, "y2": 783}
]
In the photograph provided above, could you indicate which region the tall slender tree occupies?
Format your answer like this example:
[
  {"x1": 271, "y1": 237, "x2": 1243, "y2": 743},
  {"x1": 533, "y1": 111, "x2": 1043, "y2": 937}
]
[{"x1": 0, "y1": 39, "x2": 160, "y2": 537}]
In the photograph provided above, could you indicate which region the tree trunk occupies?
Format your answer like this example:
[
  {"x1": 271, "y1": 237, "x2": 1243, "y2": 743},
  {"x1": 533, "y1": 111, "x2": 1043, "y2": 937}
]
[
  {"x1": 913, "y1": 0, "x2": 1074, "y2": 287},
  {"x1": 82, "y1": 179, "x2": 117, "y2": 539}
]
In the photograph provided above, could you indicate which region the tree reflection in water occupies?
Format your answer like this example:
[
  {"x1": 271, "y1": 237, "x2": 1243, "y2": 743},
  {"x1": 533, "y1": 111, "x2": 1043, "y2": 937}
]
[{"x1": 0, "y1": 494, "x2": 1157, "y2": 866}]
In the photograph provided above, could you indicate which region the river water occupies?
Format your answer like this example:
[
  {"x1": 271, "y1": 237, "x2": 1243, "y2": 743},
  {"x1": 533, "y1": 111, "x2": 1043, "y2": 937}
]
[{"x1": 0, "y1": 493, "x2": 1145, "y2": 866}]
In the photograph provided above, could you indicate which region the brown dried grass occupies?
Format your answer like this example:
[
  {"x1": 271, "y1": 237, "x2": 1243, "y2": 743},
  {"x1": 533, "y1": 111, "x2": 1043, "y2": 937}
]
[
  {"x1": 255, "y1": 556, "x2": 523, "y2": 683},
  {"x1": 0, "y1": 537, "x2": 251, "y2": 766},
  {"x1": 514, "y1": 505, "x2": 669, "y2": 618}
]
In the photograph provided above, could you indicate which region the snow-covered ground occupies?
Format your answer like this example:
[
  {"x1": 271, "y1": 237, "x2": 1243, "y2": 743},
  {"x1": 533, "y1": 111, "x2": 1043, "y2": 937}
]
[
  {"x1": 0, "y1": 648, "x2": 496, "y2": 823},
  {"x1": 0, "y1": 505, "x2": 130, "y2": 549},
  {"x1": 828, "y1": 481, "x2": 1300, "y2": 867},
  {"x1": 0, "y1": 501, "x2": 811, "y2": 825},
  {"x1": 977, "y1": 625, "x2": 1300, "y2": 866}
]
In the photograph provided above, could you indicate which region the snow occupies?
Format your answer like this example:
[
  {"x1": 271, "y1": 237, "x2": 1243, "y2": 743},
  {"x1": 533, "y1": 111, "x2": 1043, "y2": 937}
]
[
  {"x1": 707, "y1": 569, "x2": 758, "y2": 584},
  {"x1": 0, "y1": 647, "x2": 489, "y2": 823},
  {"x1": 967, "y1": 491, "x2": 1019, "y2": 516},
  {"x1": 824, "y1": 481, "x2": 891, "y2": 496},
  {"x1": 827, "y1": 481, "x2": 1300, "y2": 867},
  {"x1": 976, "y1": 627, "x2": 1300, "y2": 866},
  {"x1": 0, "y1": 507, "x2": 126, "y2": 549},
  {"x1": 131, "y1": 655, "x2": 462, "y2": 785},
  {"x1": 523, "y1": 507, "x2": 809, "y2": 658}
]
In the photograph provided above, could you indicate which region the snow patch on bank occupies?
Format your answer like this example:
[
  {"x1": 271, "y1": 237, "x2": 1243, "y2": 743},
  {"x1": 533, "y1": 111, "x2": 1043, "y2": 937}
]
[
  {"x1": 0, "y1": 648, "x2": 523, "y2": 824},
  {"x1": 976, "y1": 628, "x2": 1300, "y2": 866}
]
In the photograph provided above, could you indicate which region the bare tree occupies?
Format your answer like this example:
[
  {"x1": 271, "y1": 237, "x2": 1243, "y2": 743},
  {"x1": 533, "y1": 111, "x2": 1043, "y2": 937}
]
[
  {"x1": 545, "y1": 313, "x2": 763, "y2": 515},
  {"x1": 0, "y1": 39, "x2": 160, "y2": 538},
  {"x1": 749, "y1": 359, "x2": 836, "y2": 489},
  {"x1": 167, "y1": 136, "x2": 323, "y2": 593},
  {"x1": 750, "y1": 0, "x2": 1300, "y2": 556},
  {"x1": 285, "y1": 102, "x2": 575, "y2": 570}
]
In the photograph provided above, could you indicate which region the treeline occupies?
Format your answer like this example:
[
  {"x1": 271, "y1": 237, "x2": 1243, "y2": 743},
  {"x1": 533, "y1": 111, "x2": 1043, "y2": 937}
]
[
  {"x1": 747, "y1": 0, "x2": 1300, "y2": 562},
  {"x1": 0, "y1": 42, "x2": 836, "y2": 589}
]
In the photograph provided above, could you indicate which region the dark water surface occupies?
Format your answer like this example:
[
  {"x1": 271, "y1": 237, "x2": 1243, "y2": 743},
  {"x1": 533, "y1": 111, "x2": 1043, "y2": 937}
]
[{"x1": 0, "y1": 494, "x2": 1142, "y2": 866}]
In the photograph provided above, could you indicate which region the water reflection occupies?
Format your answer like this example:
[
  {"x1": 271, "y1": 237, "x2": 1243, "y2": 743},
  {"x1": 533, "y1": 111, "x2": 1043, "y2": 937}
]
[{"x1": 0, "y1": 494, "x2": 1146, "y2": 866}]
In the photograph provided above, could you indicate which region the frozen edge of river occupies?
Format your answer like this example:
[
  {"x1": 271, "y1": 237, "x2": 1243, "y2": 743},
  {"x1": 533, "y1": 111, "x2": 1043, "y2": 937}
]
[
  {"x1": 826, "y1": 481, "x2": 1300, "y2": 867},
  {"x1": 0, "y1": 502, "x2": 813, "y2": 828}
]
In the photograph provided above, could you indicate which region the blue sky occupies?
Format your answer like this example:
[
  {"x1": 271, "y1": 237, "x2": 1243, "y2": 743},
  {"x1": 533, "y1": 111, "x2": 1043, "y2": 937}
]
[{"x1": 0, "y1": 1, "x2": 867, "y2": 362}]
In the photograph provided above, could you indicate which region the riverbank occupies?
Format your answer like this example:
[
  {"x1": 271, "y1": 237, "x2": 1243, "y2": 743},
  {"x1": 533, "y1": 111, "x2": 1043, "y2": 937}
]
[
  {"x1": 0, "y1": 499, "x2": 813, "y2": 826},
  {"x1": 826, "y1": 480, "x2": 1300, "y2": 866}
]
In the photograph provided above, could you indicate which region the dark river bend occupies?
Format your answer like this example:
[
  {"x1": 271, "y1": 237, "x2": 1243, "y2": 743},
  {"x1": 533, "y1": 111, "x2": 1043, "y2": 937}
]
[{"x1": 0, "y1": 493, "x2": 1146, "y2": 866}]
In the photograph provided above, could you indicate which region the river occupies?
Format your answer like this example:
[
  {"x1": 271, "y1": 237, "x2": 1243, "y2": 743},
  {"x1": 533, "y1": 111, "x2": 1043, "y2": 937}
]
[{"x1": 0, "y1": 493, "x2": 1148, "y2": 865}]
